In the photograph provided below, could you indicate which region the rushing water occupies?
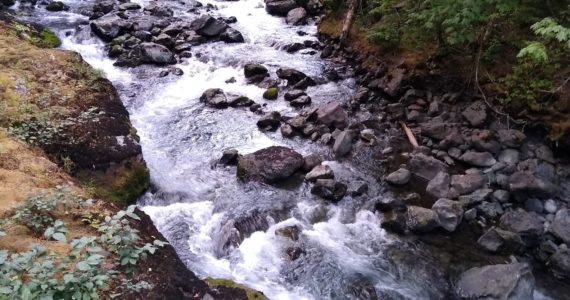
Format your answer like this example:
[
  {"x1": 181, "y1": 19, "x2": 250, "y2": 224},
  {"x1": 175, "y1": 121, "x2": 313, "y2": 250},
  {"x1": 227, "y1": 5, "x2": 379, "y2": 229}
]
[{"x1": 12, "y1": 0, "x2": 560, "y2": 299}]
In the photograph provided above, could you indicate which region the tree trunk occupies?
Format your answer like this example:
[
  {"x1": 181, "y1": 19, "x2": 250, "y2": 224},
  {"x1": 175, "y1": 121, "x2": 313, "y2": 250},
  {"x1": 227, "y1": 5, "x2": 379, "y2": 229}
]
[{"x1": 340, "y1": 0, "x2": 357, "y2": 46}]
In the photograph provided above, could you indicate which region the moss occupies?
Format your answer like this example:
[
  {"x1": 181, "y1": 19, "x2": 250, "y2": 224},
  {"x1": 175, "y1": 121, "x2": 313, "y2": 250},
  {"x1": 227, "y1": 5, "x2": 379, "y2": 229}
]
[
  {"x1": 263, "y1": 87, "x2": 278, "y2": 100},
  {"x1": 205, "y1": 278, "x2": 268, "y2": 300},
  {"x1": 31, "y1": 28, "x2": 61, "y2": 49}
]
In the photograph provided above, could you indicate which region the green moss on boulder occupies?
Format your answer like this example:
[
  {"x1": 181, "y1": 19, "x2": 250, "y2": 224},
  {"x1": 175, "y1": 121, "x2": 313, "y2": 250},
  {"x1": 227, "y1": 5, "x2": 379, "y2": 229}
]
[
  {"x1": 263, "y1": 87, "x2": 279, "y2": 100},
  {"x1": 205, "y1": 278, "x2": 268, "y2": 300}
]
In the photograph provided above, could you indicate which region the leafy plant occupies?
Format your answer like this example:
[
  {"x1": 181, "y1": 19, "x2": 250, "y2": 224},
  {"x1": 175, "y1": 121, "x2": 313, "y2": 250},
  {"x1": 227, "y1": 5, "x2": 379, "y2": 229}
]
[{"x1": 43, "y1": 220, "x2": 68, "y2": 242}]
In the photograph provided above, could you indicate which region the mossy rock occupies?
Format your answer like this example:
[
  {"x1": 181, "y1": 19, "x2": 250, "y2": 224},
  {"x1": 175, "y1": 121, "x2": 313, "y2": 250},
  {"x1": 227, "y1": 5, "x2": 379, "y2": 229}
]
[
  {"x1": 30, "y1": 28, "x2": 61, "y2": 48},
  {"x1": 263, "y1": 87, "x2": 279, "y2": 100},
  {"x1": 205, "y1": 278, "x2": 269, "y2": 300},
  {"x1": 46, "y1": 1, "x2": 68, "y2": 11}
]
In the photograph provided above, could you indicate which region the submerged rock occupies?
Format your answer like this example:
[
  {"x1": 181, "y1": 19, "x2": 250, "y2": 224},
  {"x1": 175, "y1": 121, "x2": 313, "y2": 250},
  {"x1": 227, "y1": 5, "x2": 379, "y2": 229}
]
[
  {"x1": 236, "y1": 146, "x2": 303, "y2": 183},
  {"x1": 406, "y1": 206, "x2": 439, "y2": 232},
  {"x1": 455, "y1": 263, "x2": 534, "y2": 300},
  {"x1": 311, "y1": 179, "x2": 347, "y2": 202}
]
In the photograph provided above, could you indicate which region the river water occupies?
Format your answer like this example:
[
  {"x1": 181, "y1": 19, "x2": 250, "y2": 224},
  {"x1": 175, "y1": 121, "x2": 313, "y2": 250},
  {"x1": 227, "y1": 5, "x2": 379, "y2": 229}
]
[{"x1": 12, "y1": 0, "x2": 558, "y2": 299}]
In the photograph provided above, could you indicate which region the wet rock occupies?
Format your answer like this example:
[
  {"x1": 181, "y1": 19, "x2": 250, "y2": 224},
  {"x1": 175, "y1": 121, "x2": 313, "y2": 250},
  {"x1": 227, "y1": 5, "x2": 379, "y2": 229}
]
[
  {"x1": 276, "y1": 225, "x2": 301, "y2": 241},
  {"x1": 220, "y1": 28, "x2": 244, "y2": 43},
  {"x1": 191, "y1": 15, "x2": 228, "y2": 37},
  {"x1": 305, "y1": 165, "x2": 334, "y2": 182},
  {"x1": 459, "y1": 151, "x2": 497, "y2": 167},
  {"x1": 286, "y1": 115, "x2": 306, "y2": 129},
  {"x1": 455, "y1": 263, "x2": 534, "y2": 300},
  {"x1": 263, "y1": 87, "x2": 279, "y2": 100},
  {"x1": 381, "y1": 211, "x2": 407, "y2": 234},
  {"x1": 46, "y1": 1, "x2": 68, "y2": 11},
  {"x1": 284, "y1": 90, "x2": 306, "y2": 101},
  {"x1": 333, "y1": 130, "x2": 353, "y2": 157},
  {"x1": 374, "y1": 197, "x2": 406, "y2": 213},
  {"x1": 462, "y1": 101, "x2": 487, "y2": 127},
  {"x1": 200, "y1": 88, "x2": 228, "y2": 108},
  {"x1": 349, "y1": 181, "x2": 369, "y2": 196},
  {"x1": 119, "y1": 2, "x2": 141, "y2": 10},
  {"x1": 257, "y1": 111, "x2": 281, "y2": 131},
  {"x1": 244, "y1": 64, "x2": 269, "y2": 78},
  {"x1": 153, "y1": 33, "x2": 175, "y2": 48},
  {"x1": 551, "y1": 209, "x2": 570, "y2": 245},
  {"x1": 140, "y1": 42, "x2": 176, "y2": 65},
  {"x1": 498, "y1": 149, "x2": 520, "y2": 165},
  {"x1": 408, "y1": 153, "x2": 448, "y2": 181},
  {"x1": 219, "y1": 148, "x2": 239, "y2": 165},
  {"x1": 450, "y1": 173, "x2": 485, "y2": 195},
  {"x1": 385, "y1": 168, "x2": 411, "y2": 185},
  {"x1": 91, "y1": 1, "x2": 115, "y2": 19},
  {"x1": 420, "y1": 122, "x2": 458, "y2": 141},
  {"x1": 432, "y1": 198, "x2": 463, "y2": 232},
  {"x1": 525, "y1": 198, "x2": 543, "y2": 214},
  {"x1": 550, "y1": 249, "x2": 570, "y2": 279},
  {"x1": 90, "y1": 14, "x2": 129, "y2": 42},
  {"x1": 406, "y1": 206, "x2": 439, "y2": 232},
  {"x1": 286, "y1": 7, "x2": 307, "y2": 25},
  {"x1": 426, "y1": 172, "x2": 450, "y2": 199},
  {"x1": 286, "y1": 247, "x2": 305, "y2": 260},
  {"x1": 360, "y1": 129, "x2": 375, "y2": 144},
  {"x1": 316, "y1": 102, "x2": 349, "y2": 129},
  {"x1": 228, "y1": 96, "x2": 254, "y2": 107},
  {"x1": 236, "y1": 146, "x2": 303, "y2": 183},
  {"x1": 470, "y1": 129, "x2": 501, "y2": 154},
  {"x1": 497, "y1": 129, "x2": 526, "y2": 148},
  {"x1": 491, "y1": 189, "x2": 510, "y2": 203},
  {"x1": 281, "y1": 124, "x2": 294, "y2": 137},
  {"x1": 477, "y1": 201, "x2": 504, "y2": 219},
  {"x1": 499, "y1": 209, "x2": 543, "y2": 245},
  {"x1": 508, "y1": 171, "x2": 557, "y2": 198},
  {"x1": 144, "y1": 2, "x2": 173, "y2": 17},
  {"x1": 477, "y1": 227, "x2": 526, "y2": 254},
  {"x1": 544, "y1": 199, "x2": 557, "y2": 214},
  {"x1": 290, "y1": 95, "x2": 311, "y2": 107},
  {"x1": 302, "y1": 154, "x2": 322, "y2": 171},
  {"x1": 276, "y1": 68, "x2": 313, "y2": 86},
  {"x1": 458, "y1": 188, "x2": 493, "y2": 206},
  {"x1": 311, "y1": 179, "x2": 347, "y2": 202},
  {"x1": 265, "y1": 0, "x2": 297, "y2": 16}
]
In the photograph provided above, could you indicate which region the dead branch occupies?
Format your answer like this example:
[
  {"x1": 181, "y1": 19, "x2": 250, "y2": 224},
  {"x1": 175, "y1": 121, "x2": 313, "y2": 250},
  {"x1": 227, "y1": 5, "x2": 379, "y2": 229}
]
[{"x1": 400, "y1": 122, "x2": 419, "y2": 148}]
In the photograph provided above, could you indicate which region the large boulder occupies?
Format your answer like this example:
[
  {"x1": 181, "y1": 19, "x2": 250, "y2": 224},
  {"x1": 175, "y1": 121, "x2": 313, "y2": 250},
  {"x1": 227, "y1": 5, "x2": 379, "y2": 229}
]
[
  {"x1": 265, "y1": 0, "x2": 297, "y2": 16},
  {"x1": 244, "y1": 64, "x2": 269, "y2": 78},
  {"x1": 200, "y1": 88, "x2": 228, "y2": 108},
  {"x1": 237, "y1": 146, "x2": 303, "y2": 183},
  {"x1": 499, "y1": 209, "x2": 543, "y2": 245},
  {"x1": 220, "y1": 28, "x2": 245, "y2": 43},
  {"x1": 90, "y1": 14, "x2": 129, "y2": 42},
  {"x1": 286, "y1": 7, "x2": 307, "y2": 25},
  {"x1": 257, "y1": 111, "x2": 281, "y2": 131},
  {"x1": 191, "y1": 15, "x2": 228, "y2": 37},
  {"x1": 406, "y1": 206, "x2": 439, "y2": 232},
  {"x1": 137, "y1": 43, "x2": 175, "y2": 65},
  {"x1": 455, "y1": 263, "x2": 535, "y2": 300},
  {"x1": 477, "y1": 227, "x2": 526, "y2": 254},
  {"x1": 551, "y1": 209, "x2": 570, "y2": 245},
  {"x1": 431, "y1": 198, "x2": 463, "y2": 232},
  {"x1": 316, "y1": 102, "x2": 349, "y2": 129},
  {"x1": 408, "y1": 153, "x2": 448, "y2": 181}
]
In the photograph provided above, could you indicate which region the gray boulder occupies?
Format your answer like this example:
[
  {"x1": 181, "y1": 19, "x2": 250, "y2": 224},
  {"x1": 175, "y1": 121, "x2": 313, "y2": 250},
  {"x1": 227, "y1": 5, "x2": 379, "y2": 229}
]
[
  {"x1": 497, "y1": 129, "x2": 526, "y2": 148},
  {"x1": 499, "y1": 209, "x2": 543, "y2": 245},
  {"x1": 551, "y1": 209, "x2": 570, "y2": 245},
  {"x1": 316, "y1": 102, "x2": 349, "y2": 129},
  {"x1": 140, "y1": 42, "x2": 176, "y2": 65},
  {"x1": 426, "y1": 172, "x2": 450, "y2": 198},
  {"x1": 244, "y1": 64, "x2": 269, "y2": 78},
  {"x1": 257, "y1": 111, "x2": 282, "y2": 131},
  {"x1": 477, "y1": 227, "x2": 526, "y2": 254},
  {"x1": 302, "y1": 154, "x2": 322, "y2": 171},
  {"x1": 550, "y1": 249, "x2": 570, "y2": 279},
  {"x1": 508, "y1": 171, "x2": 557, "y2": 198},
  {"x1": 455, "y1": 263, "x2": 534, "y2": 300},
  {"x1": 385, "y1": 168, "x2": 411, "y2": 185},
  {"x1": 311, "y1": 179, "x2": 347, "y2": 202},
  {"x1": 286, "y1": 7, "x2": 307, "y2": 25},
  {"x1": 408, "y1": 153, "x2": 448, "y2": 181},
  {"x1": 451, "y1": 173, "x2": 485, "y2": 195},
  {"x1": 459, "y1": 151, "x2": 497, "y2": 167},
  {"x1": 191, "y1": 15, "x2": 228, "y2": 37},
  {"x1": 462, "y1": 101, "x2": 487, "y2": 127},
  {"x1": 333, "y1": 130, "x2": 353, "y2": 157},
  {"x1": 237, "y1": 146, "x2": 303, "y2": 183},
  {"x1": 265, "y1": 0, "x2": 297, "y2": 16},
  {"x1": 200, "y1": 88, "x2": 228, "y2": 108},
  {"x1": 90, "y1": 14, "x2": 129, "y2": 42},
  {"x1": 406, "y1": 206, "x2": 439, "y2": 232},
  {"x1": 276, "y1": 67, "x2": 313, "y2": 86},
  {"x1": 305, "y1": 165, "x2": 334, "y2": 182},
  {"x1": 432, "y1": 198, "x2": 463, "y2": 232},
  {"x1": 220, "y1": 28, "x2": 245, "y2": 43}
]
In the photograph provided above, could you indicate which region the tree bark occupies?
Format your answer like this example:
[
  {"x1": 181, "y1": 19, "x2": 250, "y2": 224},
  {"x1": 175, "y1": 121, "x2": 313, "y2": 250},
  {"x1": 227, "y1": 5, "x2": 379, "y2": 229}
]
[{"x1": 340, "y1": 0, "x2": 357, "y2": 46}]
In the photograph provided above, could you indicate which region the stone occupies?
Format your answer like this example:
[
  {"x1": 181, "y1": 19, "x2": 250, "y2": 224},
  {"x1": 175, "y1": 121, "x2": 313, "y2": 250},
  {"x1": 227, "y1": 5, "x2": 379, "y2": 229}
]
[
  {"x1": 374, "y1": 196, "x2": 406, "y2": 213},
  {"x1": 257, "y1": 111, "x2": 281, "y2": 131},
  {"x1": 470, "y1": 129, "x2": 501, "y2": 154},
  {"x1": 432, "y1": 198, "x2": 463, "y2": 232},
  {"x1": 477, "y1": 227, "x2": 526, "y2": 254},
  {"x1": 381, "y1": 211, "x2": 407, "y2": 234},
  {"x1": 406, "y1": 206, "x2": 439, "y2": 232},
  {"x1": 153, "y1": 33, "x2": 174, "y2": 48},
  {"x1": 200, "y1": 88, "x2": 228, "y2": 108},
  {"x1": 90, "y1": 14, "x2": 129, "y2": 42},
  {"x1": 360, "y1": 129, "x2": 375, "y2": 143},
  {"x1": 46, "y1": 1, "x2": 68, "y2": 11},
  {"x1": 458, "y1": 188, "x2": 493, "y2": 206},
  {"x1": 220, "y1": 28, "x2": 244, "y2": 43},
  {"x1": 459, "y1": 151, "x2": 497, "y2": 167},
  {"x1": 464, "y1": 208, "x2": 477, "y2": 221},
  {"x1": 302, "y1": 154, "x2": 322, "y2": 171},
  {"x1": 284, "y1": 90, "x2": 306, "y2": 101},
  {"x1": 497, "y1": 129, "x2": 526, "y2": 148},
  {"x1": 276, "y1": 68, "x2": 313, "y2": 86},
  {"x1": 420, "y1": 122, "x2": 458, "y2": 141},
  {"x1": 498, "y1": 149, "x2": 520, "y2": 165},
  {"x1": 316, "y1": 102, "x2": 349, "y2": 129},
  {"x1": 408, "y1": 153, "x2": 448, "y2": 181},
  {"x1": 263, "y1": 87, "x2": 279, "y2": 100},
  {"x1": 550, "y1": 249, "x2": 570, "y2": 279},
  {"x1": 535, "y1": 145, "x2": 555, "y2": 164},
  {"x1": 455, "y1": 263, "x2": 534, "y2": 300},
  {"x1": 333, "y1": 130, "x2": 353, "y2": 157},
  {"x1": 544, "y1": 199, "x2": 557, "y2": 214},
  {"x1": 286, "y1": 247, "x2": 305, "y2": 260},
  {"x1": 451, "y1": 173, "x2": 486, "y2": 195},
  {"x1": 305, "y1": 165, "x2": 334, "y2": 182},
  {"x1": 144, "y1": 2, "x2": 173, "y2": 17},
  {"x1": 491, "y1": 190, "x2": 510, "y2": 203},
  {"x1": 228, "y1": 96, "x2": 254, "y2": 107},
  {"x1": 426, "y1": 172, "x2": 450, "y2": 199},
  {"x1": 290, "y1": 95, "x2": 311, "y2": 107},
  {"x1": 281, "y1": 124, "x2": 294, "y2": 137},
  {"x1": 500, "y1": 209, "x2": 544, "y2": 245},
  {"x1": 140, "y1": 42, "x2": 176, "y2": 65},
  {"x1": 244, "y1": 64, "x2": 268, "y2": 78},
  {"x1": 551, "y1": 209, "x2": 570, "y2": 245},
  {"x1": 191, "y1": 15, "x2": 228, "y2": 37},
  {"x1": 525, "y1": 198, "x2": 543, "y2": 214},
  {"x1": 275, "y1": 225, "x2": 301, "y2": 241},
  {"x1": 349, "y1": 181, "x2": 369, "y2": 196},
  {"x1": 265, "y1": 0, "x2": 297, "y2": 16},
  {"x1": 461, "y1": 101, "x2": 487, "y2": 126},
  {"x1": 119, "y1": 2, "x2": 141, "y2": 10},
  {"x1": 508, "y1": 171, "x2": 557, "y2": 198},
  {"x1": 311, "y1": 179, "x2": 347, "y2": 202},
  {"x1": 236, "y1": 146, "x2": 303, "y2": 183},
  {"x1": 219, "y1": 148, "x2": 239, "y2": 165},
  {"x1": 385, "y1": 168, "x2": 411, "y2": 185},
  {"x1": 477, "y1": 201, "x2": 504, "y2": 219},
  {"x1": 286, "y1": 7, "x2": 307, "y2": 25}
]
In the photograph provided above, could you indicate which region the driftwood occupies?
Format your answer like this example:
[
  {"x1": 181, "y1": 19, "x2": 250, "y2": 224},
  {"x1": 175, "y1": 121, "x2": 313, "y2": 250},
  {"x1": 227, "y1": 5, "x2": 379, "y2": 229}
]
[
  {"x1": 400, "y1": 122, "x2": 419, "y2": 148},
  {"x1": 340, "y1": 0, "x2": 357, "y2": 45}
]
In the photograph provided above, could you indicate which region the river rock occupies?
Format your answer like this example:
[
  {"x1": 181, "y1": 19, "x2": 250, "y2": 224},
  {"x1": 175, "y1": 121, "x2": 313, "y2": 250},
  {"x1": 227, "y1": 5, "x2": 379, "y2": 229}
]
[
  {"x1": 265, "y1": 0, "x2": 297, "y2": 16},
  {"x1": 408, "y1": 153, "x2": 448, "y2": 181},
  {"x1": 281, "y1": 124, "x2": 294, "y2": 137},
  {"x1": 550, "y1": 249, "x2": 570, "y2": 279},
  {"x1": 91, "y1": 1, "x2": 115, "y2": 19},
  {"x1": 311, "y1": 179, "x2": 347, "y2": 202},
  {"x1": 385, "y1": 168, "x2": 411, "y2": 185},
  {"x1": 508, "y1": 171, "x2": 557, "y2": 198},
  {"x1": 220, "y1": 28, "x2": 244, "y2": 43},
  {"x1": 139, "y1": 42, "x2": 176, "y2": 65},
  {"x1": 200, "y1": 88, "x2": 228, "y2": 108},
  {"x1": 498, "y1": 149, "x2": 520, "y2": 165},
  {"x1": 228, "y1": 96, "x2": 254, "y2": 107},
  {"x1": 153, "y1": 33, "x2": 174, "y2": 48},
  {"x1": 236, "y1": 146, "x2": 303, "y2": 183},
  {"x1": 333, "y1": 130, "x2": 353, "y2": 157},
  {"x1": 144, "y1": 2, "x2": 173, "y2": 17},
  {"x1": 219, "y1": 148, "x2": 239, "y2": 165},
  {"x1": 276, "y1": 67, "x2": 312, "y2": 86},
  {"x1": 381, "y1": 211, "x2": 407, "y2": 234},
  {"x1": 477, "y1": 227, "x2": 526, "y2": 254},
  {"x1": 276, "y1": 225, "x2": 301, "y2": 241},
  {"x1": 90, "y1": 14, "x2": 129, "y2": 42},
  {"x1": 191, "y1": 15, "x2": 228, "y2": 37},
  {"x1": 432, "y1": 198, "x2": 463, "y2": 232},
  {"x1": 406, "y1": 206, "x2": 439, "y2": 232},
  {"x1": 316, "y1": 102, "x2": 349, "y2": 129},
  {"x1": 459, "y1": 151, "x2": 497, "y2": 167},
  {"x1": 257, "y1": 111, "x2": 281, "y2": 131},
  {"x1": 426, "y1": 172, "x2": 450, "y2": 198},
  {"x1": 551, "y1": 209, "x2": 570, "y2": 245},
  {"x1": 455, "y1": 263, "x2": 535, "y2": 300},
  {"x1": 302, "y1": 154, "x2": 322, "y2": 171},
  {"x1": 305, "y1": 165, "x2": 334, "y2": 181},
  {"x1": 462, "y1": 101, "x2": 487, "y2": 127},
  {"x1": 499, "y1": 209, "x2": 543, "y2": 245},
  {"x1": 477, "y1": 201, "x2": 504, "y2": 219},
  {"x1": 286, "y1": 7, "x2": 307, "y2": 25},
  {"x1": 46, "y1": 1, "x2": 68, "y2": 11},
  {"x1": 290, "y1": 95, "x2": 311, "y2": 107},
  {"x1": 263, "y1": 87, "x2": 279, "y2": 100},
  {"x1": 119, "y1": 2, "x2": 141, "y2": 10},
  {"x1": 305, "y1": 0, "x2": 324, "y2": 14},
  {"x1": 284, "y1": 90, "x2": 306, "y2": 101},
  {"x1": 497, "y1": 129, "x2": 526, "y2": 148},
  {"x1": 535, "y1": 145, "x2": 556, "y2": 164},
  {"x1": 244, "y1": 64, "x2": 269, "y2": 78},
  {"x1": 451, "y1": 173, "x2": 485, "y2": 195}
]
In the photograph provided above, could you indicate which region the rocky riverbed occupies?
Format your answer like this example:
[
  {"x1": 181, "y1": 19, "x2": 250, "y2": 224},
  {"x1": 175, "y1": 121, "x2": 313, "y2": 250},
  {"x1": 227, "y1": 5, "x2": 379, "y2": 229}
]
[{"x1": 4, "y1": 0, "x2": 570, "y2": 298}]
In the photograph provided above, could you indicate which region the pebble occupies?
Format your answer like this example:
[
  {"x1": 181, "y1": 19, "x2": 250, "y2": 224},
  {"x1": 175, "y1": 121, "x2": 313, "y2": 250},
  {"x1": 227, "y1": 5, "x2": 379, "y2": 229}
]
[{"x1": 544, "y1": 199, "x2": 558, "y2": 214}]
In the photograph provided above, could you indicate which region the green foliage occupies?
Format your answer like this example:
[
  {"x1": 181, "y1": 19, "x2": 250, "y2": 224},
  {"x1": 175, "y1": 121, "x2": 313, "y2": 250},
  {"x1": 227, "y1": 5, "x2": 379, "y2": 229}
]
[
  {"x1": 11, "y1": 22, "x2": 61, "y2": 49},
  {"x1": 43, "y1": 220, "x2": 68, "y2": 242},
  {"x1": 530, "y1": 17, "x2": 570, "y2": 48},
  {"x1": 517, "y1": 41, "x2": 549, "y2": 63},
  {"x1": 72, "y1": 62, "x2": 106, "y2": 84},
  {"x1": 367, "y1": 23, "x2": 400, "y2": 48},
  {"x1": 500, "y1": 62, "x2": 553, "y2": 106}
]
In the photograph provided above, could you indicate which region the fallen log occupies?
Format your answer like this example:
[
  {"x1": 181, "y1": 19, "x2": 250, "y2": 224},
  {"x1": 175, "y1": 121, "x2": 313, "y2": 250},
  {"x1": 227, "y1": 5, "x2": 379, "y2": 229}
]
[{"x1": 340, "y1": 0, "x2": 357, "y2": 46}]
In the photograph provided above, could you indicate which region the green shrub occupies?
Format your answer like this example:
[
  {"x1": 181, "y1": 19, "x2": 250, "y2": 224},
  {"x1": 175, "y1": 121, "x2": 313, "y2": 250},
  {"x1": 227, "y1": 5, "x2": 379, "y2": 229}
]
[{"x1": 367, "y1": 23, "x2": 400, "y2": 48}]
